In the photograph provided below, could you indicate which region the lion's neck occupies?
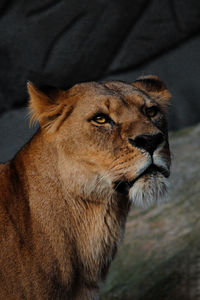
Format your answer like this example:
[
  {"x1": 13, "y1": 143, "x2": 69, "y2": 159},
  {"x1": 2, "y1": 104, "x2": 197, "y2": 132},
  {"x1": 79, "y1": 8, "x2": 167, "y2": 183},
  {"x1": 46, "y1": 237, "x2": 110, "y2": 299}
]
[{"x1": 14, "y1": 130, "x2": 130, "y2": 287}]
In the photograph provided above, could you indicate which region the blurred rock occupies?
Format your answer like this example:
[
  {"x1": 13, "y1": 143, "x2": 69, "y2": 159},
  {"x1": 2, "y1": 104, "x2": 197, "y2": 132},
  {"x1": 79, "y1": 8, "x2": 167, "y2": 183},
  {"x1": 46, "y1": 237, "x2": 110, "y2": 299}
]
[{"x1": 101, "y1": 124, "x2": 200, "y2": 300}]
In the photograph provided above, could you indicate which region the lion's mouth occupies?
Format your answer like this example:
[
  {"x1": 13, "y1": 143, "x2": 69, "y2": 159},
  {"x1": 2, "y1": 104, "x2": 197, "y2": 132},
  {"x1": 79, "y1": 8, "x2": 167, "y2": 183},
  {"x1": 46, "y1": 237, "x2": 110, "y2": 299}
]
[{"x1": 114, "y1": 164, "x2": 170, "y2": 195}]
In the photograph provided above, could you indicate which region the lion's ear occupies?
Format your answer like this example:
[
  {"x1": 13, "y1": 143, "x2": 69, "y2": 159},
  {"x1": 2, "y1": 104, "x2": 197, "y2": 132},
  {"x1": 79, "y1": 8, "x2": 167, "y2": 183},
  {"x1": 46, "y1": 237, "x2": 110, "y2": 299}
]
[
  {"x1": 27, "y1": 82, "x2": 71, "y2": 132},
  {"x1": 132, "y1": 75, "x2": 171, "y2": 111}
]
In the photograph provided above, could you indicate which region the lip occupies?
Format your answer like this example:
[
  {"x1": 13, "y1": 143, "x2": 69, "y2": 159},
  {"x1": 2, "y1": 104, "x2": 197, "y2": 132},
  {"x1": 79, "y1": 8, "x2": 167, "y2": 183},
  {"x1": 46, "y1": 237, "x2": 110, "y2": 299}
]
[{"x1": 114, "y1": 164, "x2": 170, "y2": 194}]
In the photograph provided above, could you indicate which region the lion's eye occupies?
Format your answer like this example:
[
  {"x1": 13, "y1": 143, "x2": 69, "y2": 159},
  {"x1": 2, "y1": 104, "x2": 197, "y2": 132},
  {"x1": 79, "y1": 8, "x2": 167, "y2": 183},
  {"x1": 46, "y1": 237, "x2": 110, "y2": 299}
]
[
  {"x1": 95, "y1": 116, "x2": 107, "y2": 124},
  {"x1": 92, "y1": 114, "x2": 112, "y2": 124},
  {"x1": 146, "y1": 106, "x2": 159, "y2": 118}
]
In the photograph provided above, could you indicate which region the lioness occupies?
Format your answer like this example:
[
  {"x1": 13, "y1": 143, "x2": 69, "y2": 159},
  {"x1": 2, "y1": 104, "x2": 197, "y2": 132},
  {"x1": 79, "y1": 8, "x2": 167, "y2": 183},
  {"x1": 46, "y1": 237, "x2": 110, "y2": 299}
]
[{"x1": 0, "y1": 76, "x2": 171, "y2": 299}]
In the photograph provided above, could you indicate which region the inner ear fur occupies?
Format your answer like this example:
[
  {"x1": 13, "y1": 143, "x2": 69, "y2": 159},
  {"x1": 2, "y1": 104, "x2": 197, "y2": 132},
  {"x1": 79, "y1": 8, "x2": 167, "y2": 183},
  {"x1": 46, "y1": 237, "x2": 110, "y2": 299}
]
[
  {"x1": 132, "y1": 75, "x2": 171, "y2": 111},
  {"x1": 27, "y1": 82, "x2": 72, "y2": 133}
]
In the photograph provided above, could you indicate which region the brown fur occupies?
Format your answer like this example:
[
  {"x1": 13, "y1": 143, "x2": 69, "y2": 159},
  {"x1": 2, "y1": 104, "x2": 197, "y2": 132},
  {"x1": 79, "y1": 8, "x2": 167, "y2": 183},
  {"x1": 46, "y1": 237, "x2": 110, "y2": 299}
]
[{"x1": 0, "y1": 76, "x2": 171, "y2": 299}]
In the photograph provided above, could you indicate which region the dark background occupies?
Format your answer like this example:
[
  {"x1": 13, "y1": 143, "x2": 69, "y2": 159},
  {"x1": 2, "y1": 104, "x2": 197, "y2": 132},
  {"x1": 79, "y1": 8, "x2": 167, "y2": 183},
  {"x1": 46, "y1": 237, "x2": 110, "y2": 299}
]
[{"x1": 0, "y1": 0, "x2": 200, "y2": 162}]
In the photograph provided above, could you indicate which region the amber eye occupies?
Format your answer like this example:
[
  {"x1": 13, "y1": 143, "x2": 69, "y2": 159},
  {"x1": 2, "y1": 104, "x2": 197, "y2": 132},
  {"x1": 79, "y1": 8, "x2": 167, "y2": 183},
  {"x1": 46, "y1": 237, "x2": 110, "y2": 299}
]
[
  {"x1": 92, "y1": 114, "x2": 111, "y2": 124},
  {"x1": 146, "y1": 106, "x2": 158, "y2": 118},
  {"x1": 95, "y1": 116, "x2": 107, "y2": 124}
]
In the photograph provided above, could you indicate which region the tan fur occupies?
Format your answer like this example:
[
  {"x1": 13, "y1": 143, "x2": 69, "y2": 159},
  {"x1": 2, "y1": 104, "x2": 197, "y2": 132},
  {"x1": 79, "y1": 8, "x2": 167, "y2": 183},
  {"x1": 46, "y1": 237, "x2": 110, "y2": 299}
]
[{"x1": 0, "y1": 76, "x2": 171, "y2": 299}]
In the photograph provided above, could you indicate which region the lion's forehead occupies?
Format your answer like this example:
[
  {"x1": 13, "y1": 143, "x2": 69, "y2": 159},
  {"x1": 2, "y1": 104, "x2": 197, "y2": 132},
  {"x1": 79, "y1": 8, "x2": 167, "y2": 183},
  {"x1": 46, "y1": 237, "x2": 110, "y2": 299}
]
[
  {"x1": 63, "y1": 81, "x2": 160, "y2": 128},
  {"x1": 71, "y1": 81, "x2": 143, "y2": 98},
  {"x1": 70, "y1": 81, "x2": 148, "y2": 113}
]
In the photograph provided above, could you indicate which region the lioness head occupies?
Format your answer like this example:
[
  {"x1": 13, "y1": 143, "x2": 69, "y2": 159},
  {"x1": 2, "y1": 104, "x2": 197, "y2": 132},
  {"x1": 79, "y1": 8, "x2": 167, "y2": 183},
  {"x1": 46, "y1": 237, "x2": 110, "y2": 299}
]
[{"x1": 28, "y1": 75, "x2": 171, "y2": 207}]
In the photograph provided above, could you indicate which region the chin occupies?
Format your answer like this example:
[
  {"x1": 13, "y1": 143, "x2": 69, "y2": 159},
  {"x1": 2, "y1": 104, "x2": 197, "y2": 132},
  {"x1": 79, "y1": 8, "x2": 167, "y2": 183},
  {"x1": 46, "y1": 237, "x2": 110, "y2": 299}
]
[{"x1": 129, "y1": 172, "x2": 169, "y2": 208}]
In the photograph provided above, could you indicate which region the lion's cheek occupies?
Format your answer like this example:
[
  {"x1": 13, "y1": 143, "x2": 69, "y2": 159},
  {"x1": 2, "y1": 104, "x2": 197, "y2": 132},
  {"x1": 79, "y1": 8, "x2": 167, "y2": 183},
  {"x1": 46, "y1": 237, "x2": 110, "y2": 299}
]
[{"x1": 110, "y1": 153, "x2": 151, "y2": 183}]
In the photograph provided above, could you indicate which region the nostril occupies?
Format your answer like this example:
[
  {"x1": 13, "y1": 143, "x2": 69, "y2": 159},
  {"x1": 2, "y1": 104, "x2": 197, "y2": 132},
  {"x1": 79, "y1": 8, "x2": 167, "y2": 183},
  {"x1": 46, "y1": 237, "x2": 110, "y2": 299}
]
[
  {"x1": 155, "y1": 133, "x2": 164, "y2": 146},
  {"x1": 129, "y1": 133, "x2": 164, "y2": 155}
]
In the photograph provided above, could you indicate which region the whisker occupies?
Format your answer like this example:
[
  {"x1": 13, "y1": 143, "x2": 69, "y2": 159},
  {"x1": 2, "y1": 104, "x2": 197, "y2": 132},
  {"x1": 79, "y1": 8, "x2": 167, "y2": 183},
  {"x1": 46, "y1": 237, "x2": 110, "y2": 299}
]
[{"x1": 114, "y1": 179, "x2": 123, "y2": 190}]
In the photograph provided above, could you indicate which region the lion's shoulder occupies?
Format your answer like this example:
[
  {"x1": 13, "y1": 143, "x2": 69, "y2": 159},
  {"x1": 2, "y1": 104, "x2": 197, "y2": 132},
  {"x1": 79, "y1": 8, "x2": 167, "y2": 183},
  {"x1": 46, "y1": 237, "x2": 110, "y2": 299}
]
[
  {"x1": 0, "y1": 162, "x2": 19, "y2": 201},
  {"x1": 0, "y1": 162, "x2": 10, "y2": 180}
]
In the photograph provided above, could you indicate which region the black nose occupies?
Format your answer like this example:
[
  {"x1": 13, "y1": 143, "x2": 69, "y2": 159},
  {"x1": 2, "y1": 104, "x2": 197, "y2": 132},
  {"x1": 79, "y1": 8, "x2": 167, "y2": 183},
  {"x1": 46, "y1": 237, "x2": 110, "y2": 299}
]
[{"x1": 129, "y1": 133, "x2": 164, "y2": 155}]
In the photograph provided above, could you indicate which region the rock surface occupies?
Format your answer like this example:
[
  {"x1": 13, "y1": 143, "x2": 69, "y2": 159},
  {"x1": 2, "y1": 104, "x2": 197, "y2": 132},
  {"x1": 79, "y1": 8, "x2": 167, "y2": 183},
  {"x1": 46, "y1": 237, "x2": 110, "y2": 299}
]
[{"x1": 101, "y1": 124, "x2": 200, "y2": 300}]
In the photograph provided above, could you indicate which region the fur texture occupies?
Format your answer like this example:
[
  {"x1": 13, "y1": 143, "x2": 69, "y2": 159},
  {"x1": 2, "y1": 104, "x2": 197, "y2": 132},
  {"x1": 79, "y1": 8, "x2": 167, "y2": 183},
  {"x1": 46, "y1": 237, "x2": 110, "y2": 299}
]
[{"x1": 0, "y1": 76, "x2": 171, "y2": 299}]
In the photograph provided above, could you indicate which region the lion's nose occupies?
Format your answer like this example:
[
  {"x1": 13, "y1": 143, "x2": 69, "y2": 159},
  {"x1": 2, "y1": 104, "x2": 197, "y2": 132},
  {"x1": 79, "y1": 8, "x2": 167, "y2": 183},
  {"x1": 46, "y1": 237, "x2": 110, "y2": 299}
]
[{"x1": 128, "y1": 133, "x2": 164, "y2": 156}]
